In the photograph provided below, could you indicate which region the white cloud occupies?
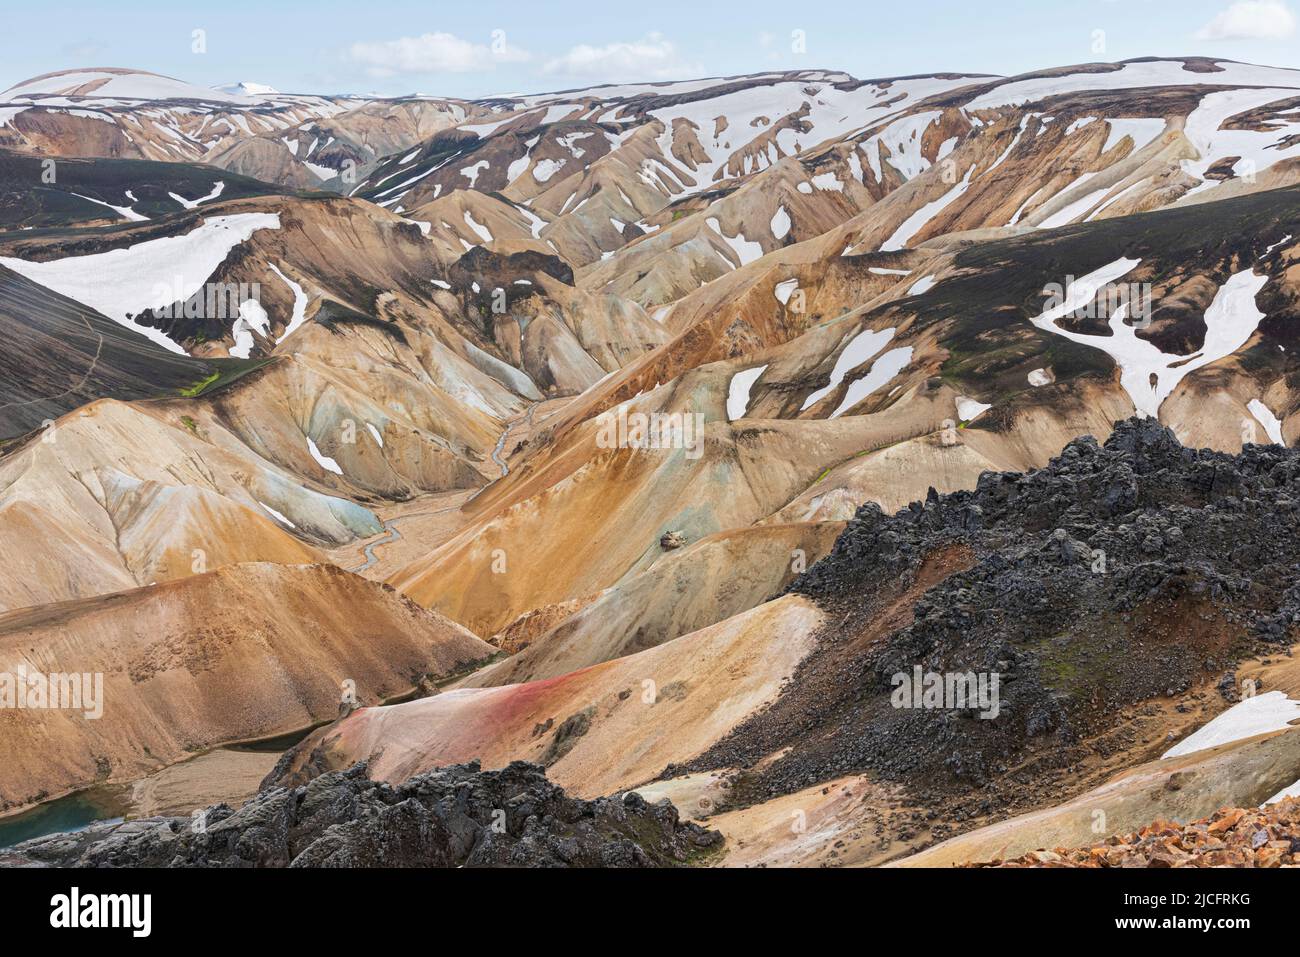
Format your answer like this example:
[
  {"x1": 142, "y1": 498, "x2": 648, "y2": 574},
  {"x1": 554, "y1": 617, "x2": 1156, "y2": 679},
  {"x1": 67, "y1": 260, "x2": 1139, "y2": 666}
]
[
  {"x1": 347, "y1": 32, "x2": 530, "y2": 77},
  {"x1": 1196, "y1": 1, "x2": 1297, "y2": 40},
  {"x1": 542, "y1": 33, "x2": 698, "y2": 80}
]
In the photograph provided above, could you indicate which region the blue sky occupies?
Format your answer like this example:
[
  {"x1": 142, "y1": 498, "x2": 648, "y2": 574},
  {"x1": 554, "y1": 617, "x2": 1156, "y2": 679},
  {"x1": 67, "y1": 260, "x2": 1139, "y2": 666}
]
[{"x1": 2, "y1": 0, "x2": 1298, "y2": 98}]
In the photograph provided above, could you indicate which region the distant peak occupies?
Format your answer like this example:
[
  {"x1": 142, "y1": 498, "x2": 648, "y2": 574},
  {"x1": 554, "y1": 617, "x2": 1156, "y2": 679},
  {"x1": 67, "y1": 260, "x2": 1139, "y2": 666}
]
[{"x1": 215, "y1": 81, "x2": 280, "y2": 96}]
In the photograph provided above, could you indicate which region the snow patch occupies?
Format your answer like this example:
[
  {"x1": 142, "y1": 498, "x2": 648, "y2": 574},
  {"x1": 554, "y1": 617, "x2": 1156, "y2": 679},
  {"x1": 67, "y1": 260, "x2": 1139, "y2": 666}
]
[
  {"x1": 0, "y1": 213, "x2": 280, "y2": 354},
  {"x1": 1248, "y1": 398, "x2": 1285, "y2": 445},
  {"x1": 1030, "y1": 259, "x2": 1269, "y2": 418},
  {"x1": 801, "y1": 327, "x2": 896, "y2": 412},
  {"x1": 169, "y1": 180, "x2": 225, "y2": 210},
  {"x1": 464, "y1": 210, "x2": 493, "y2": 243},
  {"x1": 907, "y1": 274, "x2": 936, "y2": 296},
  {"x1": 770, "y1": 205, "x2": 791, "y2": 240},
  {"x1": 881, "y1": 165, "x2": 973, "y2": 251},
  {"x1": 269, "y1": 263, "x2": 309, "y2": 343},
  {"x1": 1163, "y1": 691, "x2": 1300, "y2": 759},
  {"x1": 460, "y1": 160, "x2": 489, "y2": 187},
  {"x1": 726, "y1": 364, "x2": 768, "y2": 421},
  {"x1": 830, "y1": 346, "x2": 912, "y2": 418},
  {"x1": 307, "y1": 436, "x2": 343, "y2": 475},
  {"x1": 956, "y1": 396, "x2": 991, "y2": 421}
]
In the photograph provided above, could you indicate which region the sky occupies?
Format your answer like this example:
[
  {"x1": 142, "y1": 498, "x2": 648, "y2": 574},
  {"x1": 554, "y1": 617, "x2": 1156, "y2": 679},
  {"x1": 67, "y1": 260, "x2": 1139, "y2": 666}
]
[{"x1": 1, "y1": 0, "x2": 1298, "y2": 98}]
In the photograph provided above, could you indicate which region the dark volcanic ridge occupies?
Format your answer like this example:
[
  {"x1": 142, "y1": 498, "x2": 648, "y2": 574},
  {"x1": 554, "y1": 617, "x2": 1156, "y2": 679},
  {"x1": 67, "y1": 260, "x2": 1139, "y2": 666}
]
[
  {"x1": 679, "y1": 417, "x2": 1299, "y2": 812},
  {"x1": 0, "y1": 760, "x2": 721, "y2": 868}
]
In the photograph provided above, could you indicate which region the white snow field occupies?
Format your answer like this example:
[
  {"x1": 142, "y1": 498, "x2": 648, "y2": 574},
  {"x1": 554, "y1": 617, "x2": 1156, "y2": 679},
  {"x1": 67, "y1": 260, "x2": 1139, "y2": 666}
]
[
  {"x1": 169, "y1": 180, "x2": 226, "y2": 209},
  {"x1": 0, "y1": 213, "x2": 281, "y2": 354},
  {"x1": 964, "y1": 60, "x2": 1300, "y2": 111},
  {"x1": 1247, "y1": 399, "x2": 1285, "y2": 445},
  {"x1": 830, "y1": 346, "x2": 913, "y2": 418},
  {"x1": 1030, "y1": 258, "x2": 1269, "y2": 418},
  {"x1": 881, "y1": 165, "x2": 973, "y2": 251},
  {"x1": 268, "y1": 263, "x2": 309, "y2": 344},
  {"x1": 307, "y1": 437, "x2": 343, "y2": 475},
  {"x1": 801, "y1": 327, "x2": 897, "y2": 412},
  {"x1": 1180, "y1": 88, "x2": 1300, "y2": 197},
  {"x1": 726, "y1": 365, "x2": 769, "y2": 421},
  {"x1": 1163, "y1": 691, "x2": 1300, "y2": 759}
]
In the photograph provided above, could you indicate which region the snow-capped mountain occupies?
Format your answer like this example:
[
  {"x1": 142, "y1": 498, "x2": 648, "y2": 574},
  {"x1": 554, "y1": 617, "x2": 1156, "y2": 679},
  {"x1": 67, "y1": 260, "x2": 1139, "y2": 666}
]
[{"x1": 2, "y1": 51, "x2": 1300, "y2": 877}]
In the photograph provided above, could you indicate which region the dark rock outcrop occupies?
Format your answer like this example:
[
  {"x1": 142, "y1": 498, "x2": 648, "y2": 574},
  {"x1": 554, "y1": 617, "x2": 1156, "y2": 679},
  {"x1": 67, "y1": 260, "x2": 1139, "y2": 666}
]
[
  {"x1": 684, "y1": 418, "x2": 1300, "y2": 803},
  {"x1": 1, "y1": 761, "x2": 722, "y2": 868}
]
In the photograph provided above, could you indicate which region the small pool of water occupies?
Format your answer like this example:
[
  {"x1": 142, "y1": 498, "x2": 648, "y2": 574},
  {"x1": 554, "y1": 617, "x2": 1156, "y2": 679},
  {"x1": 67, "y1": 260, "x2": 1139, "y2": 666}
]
[
  {"x1": 0, "y1": 785, "x2": 130, "y2": 849},
  {"x1": 227, "y1": 724, "x2": 321, "y2": 753}
]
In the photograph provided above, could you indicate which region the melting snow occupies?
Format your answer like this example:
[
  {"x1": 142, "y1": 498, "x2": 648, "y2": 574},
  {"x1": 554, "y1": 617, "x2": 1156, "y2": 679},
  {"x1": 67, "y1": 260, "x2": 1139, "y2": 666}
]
[
  {"x1": 307, "y1": 436, "x2": 343, "y2": 475},
  {"x1": 1030, "y1": 258, "x2": 1269, "y2": 418},
  {"x1": 988, "y1": 116, "x2": 1034, "y2": 178},
  {"x1": 230, "y1": 298, "x2": 269, "y2": 358},
  {"x1": 830, "y1": 346, "x2": 912, "y2": 418},
  {"x1": 464, "y1": 210, "x2": 493, "y2": 243},
  {"x1": 506, "y1": 154, "x2": 531, "y2": 183},
  {"x1": 460, "y1": 160, "x2": 489, "y2": 187},
  {"x1": 1180, "y1": 89, "x2": 1300, "y2": 197},
  {"x1": 169, "y1": 180, "x2": 225, "y2": 210},
  {"x1": 726, "y1": 364, "x2": 769, "y2": 420},
  {"x1": 513, "y1": 205, "x2": 547, "y2": 238},
  {"x1": 1086, "y1": 179, "x2": 1148, "y2": 221},
  {"x1": 964, "y1": 61, "x2": 1300, "y2": 111},
  {"x1": 1037, "y1": 184, "x2": 1110, "y2": 228},
  {"x1": 801, "y1": 327, "x2": 896, "y2": 412},
  {"x1": 1163, "y1": 691, "x2": 1300, "y2": 759},
  {"x1": 269, "y1": 263, "x2": 308, "y2": 343},
  {"x1": 956, "y1": 396, "x2": 991, "y2": 421},
  {"x1": 68, "y1": 191, "x2": 148, "y2": 222},
  {"x1": 770, "y1": 205, "x2": 791, "y2": 240},
  {"x1": 1248, "y1": 399, "x2": 1285, "y2": 445},
  {"x1": 257, "y1": 501, "x2": 296, "y2": 528},
  {"x1": 707, "y1": 218, "x2": 763, "y2": 266},
  {"x1": 907, "y1": 274, "x2": 936, "y2": 296},
  {"x1": 0, "y1": 212, "x2": 280, "y2": 354},
  {"x1": 532, "y1": 159, "x2": 563, "y2": 183},
  {"x1": 881, "y1": 164, "x2": 973, "y2": 251},
  {"x1": 1101, "y1": 118, "x2": 1166, "y2": 154}
]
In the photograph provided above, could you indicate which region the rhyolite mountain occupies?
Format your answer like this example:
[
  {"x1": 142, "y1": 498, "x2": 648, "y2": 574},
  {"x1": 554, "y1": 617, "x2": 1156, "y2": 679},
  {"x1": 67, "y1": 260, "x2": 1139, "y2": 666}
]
[{"x1": 2, "y1": 56, "x2": 1300, "y2": 868}]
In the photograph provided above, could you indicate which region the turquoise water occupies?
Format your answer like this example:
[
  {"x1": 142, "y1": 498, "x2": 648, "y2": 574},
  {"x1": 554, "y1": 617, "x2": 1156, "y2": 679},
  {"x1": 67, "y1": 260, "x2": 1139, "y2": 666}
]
[{"x1": 0, "y1": 786, "x2": 128, "y2": 849}]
